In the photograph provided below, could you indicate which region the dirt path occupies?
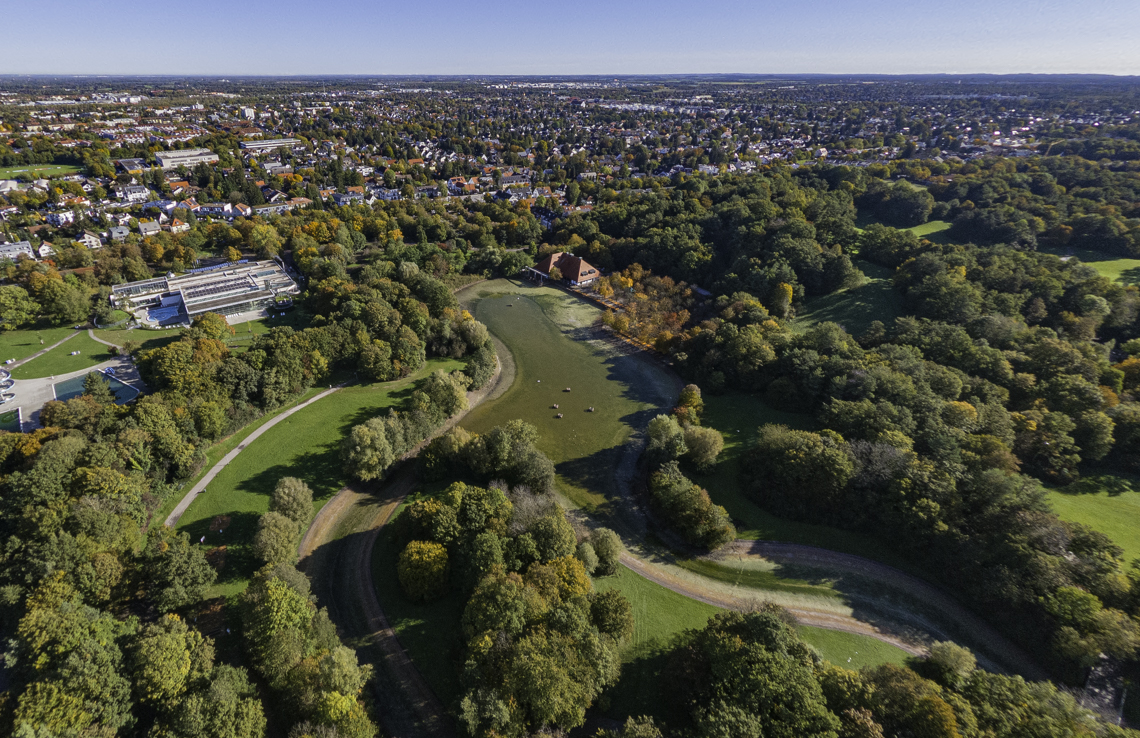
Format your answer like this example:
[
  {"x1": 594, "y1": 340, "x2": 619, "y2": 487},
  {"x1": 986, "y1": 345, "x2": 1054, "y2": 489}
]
[
  {"x1": 298, "y1": 359, "x2": 504, "y2": 738},
  {"x1": 618, "y1": 551, "x2": 925, "y2": 656},
  {"x1": 165, "y1": 384, "x2": 344, "y2": 527}
]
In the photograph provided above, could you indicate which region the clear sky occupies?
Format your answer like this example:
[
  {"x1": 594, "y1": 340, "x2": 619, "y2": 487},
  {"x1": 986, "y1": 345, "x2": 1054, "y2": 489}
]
[{"x1": 4, "y1": 0, "x2": 1140, "y2": 76}]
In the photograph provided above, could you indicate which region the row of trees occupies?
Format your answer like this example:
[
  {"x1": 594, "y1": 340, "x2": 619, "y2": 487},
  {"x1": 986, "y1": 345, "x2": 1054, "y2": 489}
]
[{"x1": 599, "y1": 606, "x2": 1136, "y2": 738}]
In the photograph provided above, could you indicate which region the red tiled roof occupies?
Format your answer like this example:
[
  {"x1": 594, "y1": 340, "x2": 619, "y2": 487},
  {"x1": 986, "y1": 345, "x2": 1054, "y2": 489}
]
[{"x1": 534, "y1": 252, "x2": 600, "y2": 282}]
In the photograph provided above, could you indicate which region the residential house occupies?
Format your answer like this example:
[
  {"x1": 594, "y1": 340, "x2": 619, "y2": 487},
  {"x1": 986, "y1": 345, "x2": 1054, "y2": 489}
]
[
  {"x1": 138, "y1": 221, "x2": 161, "y2": 237},
  {"x1": 110, "y1": 225, "x2": 130, "y2": 242},
  {"x1": 533, "y1": 252, "x2": 601, "y2": 285},
  {"x1": 45, "y1": 210, "x2": 77, "y2": 227},
  {"x1": 0, "y1": 241, "x2": 36, "y2": 261},
  {"x1": 196, "y1": 203, "x2": 233, "y2": 217},
  {"x1": 118, "y1": 185, "x2": 150, "y2": 203},
  {"x1": 169, "y1": 219, "x2": 190, "y2": 234},
  {"x1": 76, "y1": 231, "x2": 102, "y2": 249},
  {"x1": 38, "y1": 243, "x2": 55, "y2": 259}
]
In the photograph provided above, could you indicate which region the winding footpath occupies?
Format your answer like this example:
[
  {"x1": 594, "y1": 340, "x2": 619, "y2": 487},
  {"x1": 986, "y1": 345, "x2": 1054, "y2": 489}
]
[{"x1": 164, "y1": 384, "x2": 343, "y2": 527}]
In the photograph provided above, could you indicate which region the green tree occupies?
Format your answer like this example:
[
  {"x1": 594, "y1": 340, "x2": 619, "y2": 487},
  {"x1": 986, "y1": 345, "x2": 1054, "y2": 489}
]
[
  {"x1": 253, "y1": 512, "x2": 301, "y2": 566},
  {"x1": 248, "y1": 224, "x2": 283, "y2": 257},
  {"x1": 590, "y1": 589, "x2": 635, "y2": 640},
  {"x1": 143, "y1": 525, "x2": 218, "y2": 612},
  {"x1": 397, "y1": 540, "x2": 450, "y2": 602},
  {"x1": 131, "y1": 613, "x2": 214, "y2": 703},
  {"x1": 683, "y1": 425, "x2": 724, "y2": 471},
  {"x1": 0, "y1": 284, "x2": 41, "y2": 330},
  {"x1": 271, "y1": 477, "x2": 314, "y2": 527}
]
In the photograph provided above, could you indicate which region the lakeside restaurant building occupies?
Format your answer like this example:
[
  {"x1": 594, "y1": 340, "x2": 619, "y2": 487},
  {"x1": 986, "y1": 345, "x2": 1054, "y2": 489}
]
[{"x1": 531, "y1": 252, "x2": 601, "y2": 286}]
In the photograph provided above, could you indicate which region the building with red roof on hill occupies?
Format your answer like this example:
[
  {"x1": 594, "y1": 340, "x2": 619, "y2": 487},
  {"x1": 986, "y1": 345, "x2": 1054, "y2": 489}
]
[{"x1": 533, "y1": 252, "x2": 601, "y2": 285}]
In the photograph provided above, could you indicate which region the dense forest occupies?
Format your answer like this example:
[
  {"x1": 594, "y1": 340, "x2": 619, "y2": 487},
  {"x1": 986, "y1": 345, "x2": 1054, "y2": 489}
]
[{"x1": 0, "y1": 245, "x2": 496, "y2": 735}]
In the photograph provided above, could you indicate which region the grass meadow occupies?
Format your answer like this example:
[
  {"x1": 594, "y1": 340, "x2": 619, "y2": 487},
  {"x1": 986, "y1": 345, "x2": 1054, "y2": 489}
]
[
  {"x1": 0, "y1": 326, "x2": 78, "y2": 364},
  {"x1": 176, "y1": 357, "x2": 465, "y2": 597},
  {"x1": 595, "y1": 565, "x2": 908, "y2": 723},
  {"x1": 12, "y1": 331, "x2": 113, "y2": 379},
  {"x1": 0, "y1": 164, "x2": 82, "y2": 179},
  {"x1": 792, "y1": 260, "x2": 906, "y2": 336},
  {"x1": 1047, "y1": 473, "x2": 1140, "y2": 562}
]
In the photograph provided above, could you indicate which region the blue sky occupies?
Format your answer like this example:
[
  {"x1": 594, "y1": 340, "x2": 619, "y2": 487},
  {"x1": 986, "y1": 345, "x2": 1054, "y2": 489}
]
[{"x1": 3, "y1": 0, "x2": 1139, "y2": 75}]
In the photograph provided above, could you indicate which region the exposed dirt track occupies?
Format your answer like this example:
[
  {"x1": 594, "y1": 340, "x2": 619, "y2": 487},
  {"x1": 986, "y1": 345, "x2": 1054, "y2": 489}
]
[
  {"x1": 298, "y1": 352, "x2": 504, "y2": 738},
  {"x1": 618, "y1": 550, "x2": 924, "y2": 656}
]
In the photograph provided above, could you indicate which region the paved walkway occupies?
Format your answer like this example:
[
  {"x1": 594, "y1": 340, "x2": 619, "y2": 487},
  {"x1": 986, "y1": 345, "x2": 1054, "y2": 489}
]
[{"x1": 164, "y1": 384, "x2": 344, "y2": 528}]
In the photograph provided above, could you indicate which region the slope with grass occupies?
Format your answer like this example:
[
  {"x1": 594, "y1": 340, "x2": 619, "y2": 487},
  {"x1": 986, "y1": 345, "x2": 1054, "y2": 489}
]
[
  {"x1": 697, "y1": 392, "x2": 906, "y2": 566},
  {"x1": 791, "y1": 260, "x2": 906, "y2": 336},
  {"x1": 0, "y1": 326, "x2": 79, "y2": 364},
  {"x1": 1046, "y1": 473, "x2": 1140, "y2": 562},
  {"x1": 176, "y1": 357, "x2": 464, "y2": 597},
  {"x1": 1040, "y1": 246, "x2": 1140, "y2": 285},
  {"x1": 595, "y1": 565, "x2": 909, "y2": 723},
  {"x1": 11, "y1": 331, "x2": 114, "y2": 379},
  {"x1": 459, "y1": 279, "x2": 679, "y2": 513}
]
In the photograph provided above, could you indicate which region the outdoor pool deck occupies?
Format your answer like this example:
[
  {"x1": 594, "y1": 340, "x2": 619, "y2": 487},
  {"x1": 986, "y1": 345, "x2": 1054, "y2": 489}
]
[{"x1": 53, "y1": 372, "x2": 140, "y2": 404}]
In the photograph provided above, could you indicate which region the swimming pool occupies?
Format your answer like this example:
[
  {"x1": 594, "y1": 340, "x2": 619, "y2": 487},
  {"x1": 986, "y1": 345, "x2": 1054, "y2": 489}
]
[{"x1": 53, "y1": 372, "x2": 140, "y2": 404}]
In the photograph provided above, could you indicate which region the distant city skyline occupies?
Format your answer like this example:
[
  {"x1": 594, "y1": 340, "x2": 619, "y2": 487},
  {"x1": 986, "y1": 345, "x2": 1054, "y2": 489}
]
[{"x1": 4, "y1": 0, "x2": 1140, "y2": 76}]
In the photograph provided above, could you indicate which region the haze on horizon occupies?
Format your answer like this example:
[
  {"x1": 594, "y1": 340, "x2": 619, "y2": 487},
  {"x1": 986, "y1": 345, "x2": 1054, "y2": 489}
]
[{"x1": 4, "y1": 0, "x2": 1140, "y2": 77}]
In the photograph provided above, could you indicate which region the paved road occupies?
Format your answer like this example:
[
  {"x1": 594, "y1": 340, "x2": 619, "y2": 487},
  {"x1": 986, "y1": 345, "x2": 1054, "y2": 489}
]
[{"x1": 164, "y1": 384, "x2": 344, "y2": 528}]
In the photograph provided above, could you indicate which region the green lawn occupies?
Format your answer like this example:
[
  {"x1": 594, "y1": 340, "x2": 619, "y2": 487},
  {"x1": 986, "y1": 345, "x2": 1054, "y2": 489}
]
[
  {"x1": 904, "y1": 219, "x2": 953, "y2": 242},
  {"x1": 595, "y1": 565, "x2": 908, "y2": 723},
  {"x1": 94, "y1": 327, "x2": 185, "y2": 354},
  {"x1": 460, "y1": 280, "x2": 677, "y2": 515},
  {"x1": 1040, "y1": 247, "x2": 1140, "y2": 286},
  {"x1": 0, "y1": 164, "x2": 82, "y2": 179},
  {"x1": 176, "y1": 357, "x2": 465, "y2": 597},
  {"x1": 0, "y1": 326, "x2": 80, "y2": 365},
  {"x1": 12, "y1": 331, "x2": 114, "y2": 379},
  {"x1": 697, "y1": 392, "x2": 912, "y2": 568},
  {"x1": 1046, "y1": 473, "x2": 1140, "y2": 562},
  {"x1": 792, "y1": 260, "x2": 906, "y2": 336},
  {"x1": 149, "y1": 386, "x2": 325, "y2": 528}
]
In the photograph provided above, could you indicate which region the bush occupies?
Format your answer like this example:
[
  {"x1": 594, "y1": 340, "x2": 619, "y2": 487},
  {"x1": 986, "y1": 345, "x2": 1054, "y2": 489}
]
[
  {"x1": 590, "y1": 589, "x2": 635, "y2": 641},
  {"x1": 576, "y1": 541, "x2": 599, "y2": 575},
  {"x1": 397, "y1": 540, "x2": 450, "y2": 602},
  {"x1": 648, "y1": 462, "x2": 736, "y2": 550},
  {"x1": 590, "y1": 528, "x2": 623, "y2": 576},
  {"x1": 271, "y1": 477, "x2": 313, "y2": 526},
  {"x1": 253, "y1": 512, "x2": 301, "y2": 565}
]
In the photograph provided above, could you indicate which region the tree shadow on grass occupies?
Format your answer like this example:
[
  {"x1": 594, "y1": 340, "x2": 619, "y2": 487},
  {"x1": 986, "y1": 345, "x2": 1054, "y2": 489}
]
[
  {"x1": 179, "y1": 511, "x2": 262, "y2": 586},
  {"x1": 235, "y1": 444, "x2": 347, "y2": 503},
  {"x1": 1119, "y1": 266, "x2": 1140, "y2": 286}
]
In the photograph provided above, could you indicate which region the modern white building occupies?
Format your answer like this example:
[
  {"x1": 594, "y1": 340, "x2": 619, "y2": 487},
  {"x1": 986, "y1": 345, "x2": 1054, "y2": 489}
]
[
  {"x1": 240, "y1": 138, "x2": 302, "y2": 153},
  {"x1": 154, "y1": 148, "x2": 220, "y2": 169},
  {"x1": 111, "y1": 260, "x2": 300, "y2": 325}
]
